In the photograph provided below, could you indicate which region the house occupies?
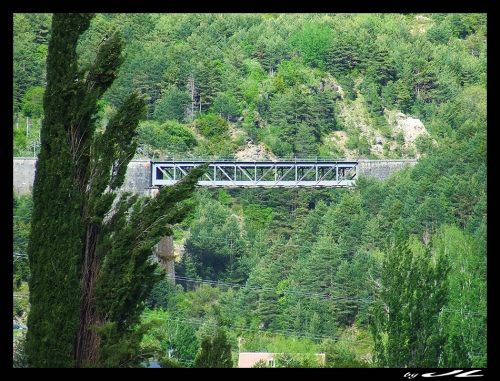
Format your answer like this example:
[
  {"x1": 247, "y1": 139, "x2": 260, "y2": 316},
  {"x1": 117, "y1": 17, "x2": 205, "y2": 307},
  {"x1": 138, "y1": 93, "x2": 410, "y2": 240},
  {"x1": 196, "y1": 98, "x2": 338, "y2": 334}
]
[
  {"x1": 238, "y1": 352, "x2": 276, "y2": 368},
  {"x1": 238, "y1": 352, "x2": 325, "y2": 368}
]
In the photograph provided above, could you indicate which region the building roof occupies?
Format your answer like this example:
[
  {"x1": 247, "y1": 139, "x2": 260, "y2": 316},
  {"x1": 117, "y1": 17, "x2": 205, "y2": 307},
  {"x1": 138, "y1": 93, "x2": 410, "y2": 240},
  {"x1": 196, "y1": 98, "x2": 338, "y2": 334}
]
[
  {"x1": 238, "y1": 352, "x2": 325, "y2": 368},
  {"x1": 238, "y1": 352, "x2": 275, "y2": 368}
]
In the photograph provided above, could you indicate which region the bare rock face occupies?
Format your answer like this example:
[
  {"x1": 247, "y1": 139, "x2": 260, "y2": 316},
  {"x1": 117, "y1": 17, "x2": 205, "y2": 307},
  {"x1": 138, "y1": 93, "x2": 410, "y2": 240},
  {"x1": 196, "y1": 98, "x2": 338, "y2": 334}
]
[
  {"x1": 235, "y1": 141, "x2": 277, "y2": 161},
  {"x1": 393, "y1": 112, "x2": 430, "y2": 145},
  {"x1": 314, "y1": 77, "x2": 345, "y2": 99}
]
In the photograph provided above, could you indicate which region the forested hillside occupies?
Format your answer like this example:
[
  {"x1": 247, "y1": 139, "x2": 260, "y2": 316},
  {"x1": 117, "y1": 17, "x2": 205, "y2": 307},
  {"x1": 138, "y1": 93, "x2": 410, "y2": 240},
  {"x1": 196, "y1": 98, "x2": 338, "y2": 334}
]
[{"x1": 14, "y1": 13, "x2": 486, "y2": 368}]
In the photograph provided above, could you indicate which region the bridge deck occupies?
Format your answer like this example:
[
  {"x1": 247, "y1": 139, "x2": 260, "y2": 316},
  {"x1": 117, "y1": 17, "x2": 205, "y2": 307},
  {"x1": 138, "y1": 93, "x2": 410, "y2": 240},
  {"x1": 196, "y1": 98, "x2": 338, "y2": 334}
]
[{"x1": 151, "y1": 161, "x2": 358, "y2": 188}]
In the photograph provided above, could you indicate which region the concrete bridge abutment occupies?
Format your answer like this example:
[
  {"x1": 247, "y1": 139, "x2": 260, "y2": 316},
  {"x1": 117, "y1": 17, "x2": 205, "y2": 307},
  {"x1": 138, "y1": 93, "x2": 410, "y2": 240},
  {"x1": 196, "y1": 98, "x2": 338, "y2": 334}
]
[{"x1": 357, "y1": 159, "x2": 417, "y2": 181}]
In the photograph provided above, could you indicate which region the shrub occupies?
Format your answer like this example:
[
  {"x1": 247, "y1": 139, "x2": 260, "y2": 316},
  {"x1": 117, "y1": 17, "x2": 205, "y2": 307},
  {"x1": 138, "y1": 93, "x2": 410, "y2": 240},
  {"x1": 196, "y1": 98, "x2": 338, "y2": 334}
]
[{"x1": 195, "y1": 114, "x2": 229, "y2": 140}]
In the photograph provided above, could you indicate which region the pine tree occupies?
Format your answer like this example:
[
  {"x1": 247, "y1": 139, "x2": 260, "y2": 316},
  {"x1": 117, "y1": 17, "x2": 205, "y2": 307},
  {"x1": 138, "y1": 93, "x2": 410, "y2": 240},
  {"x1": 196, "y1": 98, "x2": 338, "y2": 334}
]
[
  {"x1": 25, "y1": 13, "x2": 207, "y2": 368},
  {"x1": 194, "y1": 58, "x2": 223, "y2": 112},
  {"x1": 293, "y1": 122, "x2": 319, "y2": 157},
  {"x1": 312, "y1": 88, "x2": 338, "y2": 135},
  {"x1": 372, "y1": 46, "x2": 396, "y2": 87},
  {"x1": 325, "y1": 34, "x2": 359, "y2": 77}
]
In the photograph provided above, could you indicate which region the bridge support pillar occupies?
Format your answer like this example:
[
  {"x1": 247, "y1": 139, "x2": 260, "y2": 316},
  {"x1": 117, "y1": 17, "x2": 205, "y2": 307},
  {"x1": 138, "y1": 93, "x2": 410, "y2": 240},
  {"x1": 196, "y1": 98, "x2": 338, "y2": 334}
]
[{"x1": 153, "y1": 234, "x2": 176, "y2": 284}]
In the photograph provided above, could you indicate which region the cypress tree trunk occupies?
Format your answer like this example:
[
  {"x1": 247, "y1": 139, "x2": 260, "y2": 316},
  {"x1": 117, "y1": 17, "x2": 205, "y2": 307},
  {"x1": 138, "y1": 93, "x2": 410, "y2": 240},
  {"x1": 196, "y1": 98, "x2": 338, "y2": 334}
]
[{"x1": 26, "y1": 13, "x2": 208, "y2": 368}]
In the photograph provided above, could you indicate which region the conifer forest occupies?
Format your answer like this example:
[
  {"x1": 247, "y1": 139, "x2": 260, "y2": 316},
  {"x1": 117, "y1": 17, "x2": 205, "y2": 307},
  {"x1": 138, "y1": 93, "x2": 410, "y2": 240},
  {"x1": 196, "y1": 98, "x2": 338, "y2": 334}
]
[{"x1": 13, "y1": 13, "x2": 486, "y2": 368}]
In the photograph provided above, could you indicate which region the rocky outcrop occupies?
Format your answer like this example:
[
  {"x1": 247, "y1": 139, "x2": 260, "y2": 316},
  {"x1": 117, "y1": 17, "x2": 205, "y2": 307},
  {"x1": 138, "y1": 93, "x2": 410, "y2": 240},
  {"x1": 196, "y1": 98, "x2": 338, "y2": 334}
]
[
  {"x1": 392, "y1": 112, "x2": 430, "y2": 145},
  {"x1": 235, "y1": 139, "x2": 278, "y2": 161}
]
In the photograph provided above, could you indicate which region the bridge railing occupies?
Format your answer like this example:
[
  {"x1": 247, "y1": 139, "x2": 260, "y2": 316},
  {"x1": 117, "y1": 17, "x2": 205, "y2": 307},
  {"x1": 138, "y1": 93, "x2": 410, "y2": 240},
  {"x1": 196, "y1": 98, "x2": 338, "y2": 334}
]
[{"x1": 137, "y1": 155, "x2": 348, "y2": 163}]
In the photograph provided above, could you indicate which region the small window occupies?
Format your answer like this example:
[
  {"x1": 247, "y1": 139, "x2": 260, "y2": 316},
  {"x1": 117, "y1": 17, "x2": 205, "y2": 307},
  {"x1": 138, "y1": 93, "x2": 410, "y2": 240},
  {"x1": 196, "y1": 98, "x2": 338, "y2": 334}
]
[{"x1": 267, "y1": 356, "x2": 275, "y2": 368}]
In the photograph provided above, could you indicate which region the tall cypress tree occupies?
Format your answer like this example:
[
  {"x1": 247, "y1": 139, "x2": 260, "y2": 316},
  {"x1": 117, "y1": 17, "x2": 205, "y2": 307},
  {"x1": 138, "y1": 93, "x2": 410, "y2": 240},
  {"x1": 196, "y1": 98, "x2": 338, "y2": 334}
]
[
  {"x1": 371, "y1": 232, "x2": 450, "y2": 368},
  {"x1": 26, "y1": 13, "x2": 207, "y2": 368},
  {"x1": 194, "y1": 328, "x2": 232, "y2": 368}
]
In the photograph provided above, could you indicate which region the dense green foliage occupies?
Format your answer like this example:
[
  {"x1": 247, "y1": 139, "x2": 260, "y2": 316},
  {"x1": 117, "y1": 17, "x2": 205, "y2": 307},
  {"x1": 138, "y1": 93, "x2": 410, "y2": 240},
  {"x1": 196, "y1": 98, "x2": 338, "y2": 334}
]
[
  {"x1": 194, "y1": 328, "x2": 233, "y2": 368},
  {"x1": 371, "y1": 232, "x2": 450, "y2": 367},
  {"x1": 14, "y1": 13, "x2": 486, "y2": 368},
  {"x1": 15, "y1": 13, "x2": 487, "y2": 160},
  {"x1": 13, "y1": 194, "x2": 32, "y2": 288}
]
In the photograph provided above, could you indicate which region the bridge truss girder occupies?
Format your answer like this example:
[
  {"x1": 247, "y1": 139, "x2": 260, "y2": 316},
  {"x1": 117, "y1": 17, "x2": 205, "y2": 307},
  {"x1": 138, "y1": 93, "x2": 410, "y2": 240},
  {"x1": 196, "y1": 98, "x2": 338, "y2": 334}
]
[{"x1": 151, "y1": 161, "x2": 358, "y2": 188}]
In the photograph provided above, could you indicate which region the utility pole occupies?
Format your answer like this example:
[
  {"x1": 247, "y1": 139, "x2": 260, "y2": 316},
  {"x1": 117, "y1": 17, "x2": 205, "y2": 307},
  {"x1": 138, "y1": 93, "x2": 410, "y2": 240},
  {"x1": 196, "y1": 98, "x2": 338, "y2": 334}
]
[{"x1": 187, "y1": 73, "x2": 196, "y2": 121}]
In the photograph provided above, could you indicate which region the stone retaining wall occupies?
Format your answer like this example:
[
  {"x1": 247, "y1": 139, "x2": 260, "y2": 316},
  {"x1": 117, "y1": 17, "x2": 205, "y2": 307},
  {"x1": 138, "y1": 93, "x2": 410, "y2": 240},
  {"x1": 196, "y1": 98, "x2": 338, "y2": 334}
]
[
  {"x1": 13, "y1": 158, "x2": 154, "y2": 196},
  {"x1": 357, "y1": 159, "x2": 417, "y2": 181},
  {"x1": 13, "y1": 158, "x2": 36, "y2": 196}
]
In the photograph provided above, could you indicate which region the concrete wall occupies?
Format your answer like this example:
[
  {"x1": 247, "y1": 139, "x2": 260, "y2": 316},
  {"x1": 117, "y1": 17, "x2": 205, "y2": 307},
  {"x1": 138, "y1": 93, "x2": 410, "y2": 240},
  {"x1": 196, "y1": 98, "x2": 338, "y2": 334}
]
[
  {"x1": 13, "y1": 158, "x2": 154, "y2": 196},
  {"x1": 118, "y1": 159, "x2": 152, "y2": 196},
  {"x1": 13, "y1": 158, "x2": 36, "y2": 196},
  {"x1": 13, "y1": 158, "x2": 418, "y2": 195},
  {"x1": 358, "y1": 159, "x2": 417, "y2": 181}
]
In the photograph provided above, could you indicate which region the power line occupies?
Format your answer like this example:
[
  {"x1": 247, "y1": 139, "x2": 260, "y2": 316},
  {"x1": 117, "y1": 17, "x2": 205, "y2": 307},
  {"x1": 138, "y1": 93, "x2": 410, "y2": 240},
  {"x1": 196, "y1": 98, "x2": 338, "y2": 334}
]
[
  {"x1": 441, "y1": 308, "x2": 487, "y2": 317},
  {"x1": 142, "y1": 313, "x2": 486, "y2": 363},
  {"x1": 185, "y1": 234, "x2": 487, "y2": 264},
  {"x1": 13, "y1": 215, "x2": 31, "y2": 220},
  {"x1": 13, "y1": 214, "x2": 488, "y2": 268},
  {"x1": 141, "y1": 315, "x2": 486, "y2": 358},
  {"x1": 141, "y1": 314, "x2": 372, "y2": 345},
  {"x1": 142, "y1": 314, "x2": 485, "y2": 357},
  {"x1": 168, "y1": 275, "x2": 487, "y2": 316},
  {"x1": 10, "y1": 253, "x2": 487, "y2": 316},
  {"x1": 168, "y1": 275, "x2": 376, "y2": 304}
]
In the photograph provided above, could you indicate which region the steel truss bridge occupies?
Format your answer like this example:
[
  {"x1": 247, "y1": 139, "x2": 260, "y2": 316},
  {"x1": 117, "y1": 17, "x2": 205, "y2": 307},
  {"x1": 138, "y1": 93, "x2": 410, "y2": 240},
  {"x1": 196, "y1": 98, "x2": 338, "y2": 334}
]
[{"x1": 151, "y1": 160, "x2": 358, "y2": 188}]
